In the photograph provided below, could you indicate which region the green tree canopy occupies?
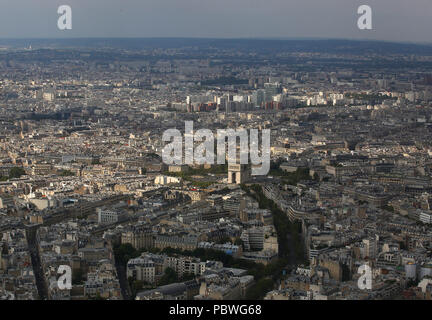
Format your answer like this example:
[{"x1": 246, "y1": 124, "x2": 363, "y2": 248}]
[{"x1": 9, "y1": 167, "x2": 26, "y2": 179}]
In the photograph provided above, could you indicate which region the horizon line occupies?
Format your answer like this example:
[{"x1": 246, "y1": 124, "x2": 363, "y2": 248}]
[{"x1": 0, "y1": 36, "x2": 431, "y2": 47}]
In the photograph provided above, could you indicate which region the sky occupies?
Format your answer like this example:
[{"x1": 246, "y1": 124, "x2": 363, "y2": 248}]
[{"x1": 0, "y1": 0, "x2": 431, "y2": 43}]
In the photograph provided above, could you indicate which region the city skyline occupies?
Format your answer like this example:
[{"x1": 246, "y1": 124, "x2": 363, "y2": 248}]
[{"x1": 1, "y1": 1, "x2": 432, "y2": 305}]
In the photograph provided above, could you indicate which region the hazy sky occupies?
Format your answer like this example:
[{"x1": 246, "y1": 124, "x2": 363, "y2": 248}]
[{"x1": 1, "y1": 0, "x2": 431, "y2": 43}]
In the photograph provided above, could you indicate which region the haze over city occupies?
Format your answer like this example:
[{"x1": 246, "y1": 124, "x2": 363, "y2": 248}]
[{"x1": 0, "y1": 0, "x2": 431, "y2": 43}]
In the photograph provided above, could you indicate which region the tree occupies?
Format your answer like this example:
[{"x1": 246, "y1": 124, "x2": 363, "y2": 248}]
[
  {"x1": 59, "y1": 170, "x2": 75, "y2": 177},
  {"x1": 246, "y1": 278, "x2": 274, "y2": 300},
  {"x1": 9, "y1": 167, "x2": 26, "y2": 179},
  {"x1": 113, "y1": 243, "x2": 140, "y2": 266},
  {"x1": 158, "y1": 267, "x2": 178, "y2": 286},
  {"x1": 216, "y1": 236, "x2": 232, "y2": 244},
  {"x1": 130, "y1": 279, "x2": 146, "y2": 297},
  {"x1": 72, "y1": 268, "x2": 86, "y2": 285}
]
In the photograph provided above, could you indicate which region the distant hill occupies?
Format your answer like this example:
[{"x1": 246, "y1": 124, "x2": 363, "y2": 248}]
[{"x1": 1, "y1": 38, "x2": 432, "y2": 55}]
